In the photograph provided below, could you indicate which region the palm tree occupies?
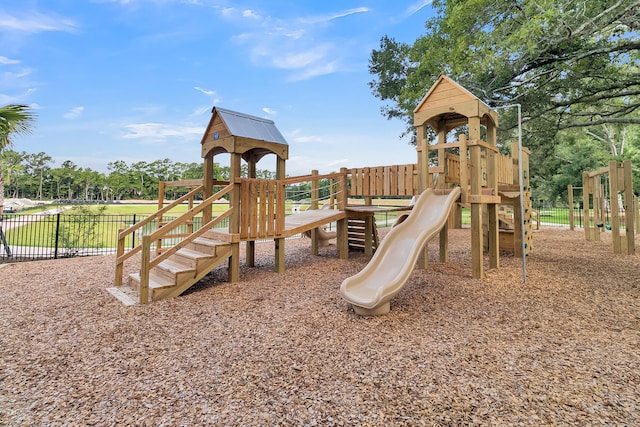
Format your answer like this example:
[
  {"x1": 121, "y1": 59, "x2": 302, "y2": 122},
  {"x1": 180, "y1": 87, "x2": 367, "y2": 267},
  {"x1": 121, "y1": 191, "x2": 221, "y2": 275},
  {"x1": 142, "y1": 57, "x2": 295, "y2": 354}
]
[{"x1": 0, "y1": 104, "x2": 37, "y2": 213}]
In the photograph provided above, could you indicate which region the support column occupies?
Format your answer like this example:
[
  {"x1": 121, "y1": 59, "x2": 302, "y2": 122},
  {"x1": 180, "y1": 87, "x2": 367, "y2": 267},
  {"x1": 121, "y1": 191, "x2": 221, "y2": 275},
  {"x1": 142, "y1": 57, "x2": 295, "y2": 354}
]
[
  {"x1": 310, "y1": 169, "x2": 319, "y2": 256},
  {"x1": 469, "y1": 117, "x2": 484, "y2": 279},
  {"x1": 623, "y1": 160, "x2": 635, "y2": 254},
  {"x1": 246, "y1": 153, "x2": 257, "y2": 267},
  {"x1": 337, "y1": 167, "x2": 349, "y2": 260},
  {"x1": 228, "y1": 152, "x2": 242, "y2": 282},
  {"x1": 486, "y1": 120, "x2": 499, "y2": 269},
  {"x1": 274, "y1": 156, "x2": 286, "y2": 273},
  {"x1": 203, "y1": 154, "x2": 214, "y2": 224},
  {"x1": 417, "y1": 124, "x2": 428, "y2": 193}
]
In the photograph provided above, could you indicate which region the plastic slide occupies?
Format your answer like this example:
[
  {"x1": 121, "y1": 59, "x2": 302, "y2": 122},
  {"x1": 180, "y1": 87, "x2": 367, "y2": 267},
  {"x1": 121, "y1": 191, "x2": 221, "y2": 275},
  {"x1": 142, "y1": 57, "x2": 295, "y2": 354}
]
[{"x1": 340, "y1": 187, "x2": 461, "y2": 316}]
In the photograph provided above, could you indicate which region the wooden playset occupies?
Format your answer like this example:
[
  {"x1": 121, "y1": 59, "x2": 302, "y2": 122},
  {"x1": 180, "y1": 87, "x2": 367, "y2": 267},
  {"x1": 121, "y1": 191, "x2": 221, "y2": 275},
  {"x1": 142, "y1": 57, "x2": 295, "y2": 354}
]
[
  {"x1": 112, "y1": 76, "x2": 532, "y2": 304},
  {"x1": 581, "y1": 160, "x2": 635, "y2": 254}
]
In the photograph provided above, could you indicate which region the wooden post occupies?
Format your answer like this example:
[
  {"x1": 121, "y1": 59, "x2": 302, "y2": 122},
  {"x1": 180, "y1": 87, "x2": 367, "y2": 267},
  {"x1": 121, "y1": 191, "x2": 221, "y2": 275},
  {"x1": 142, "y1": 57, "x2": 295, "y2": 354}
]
[
  {"x1": 582, "y1": 172, "x2": 592, "y2": 240},
  {"x1": 337, "y1": 168, "x2": 349, "y2": 260},
  {"x1": 228, "y1": 152, "x2": 241, "y2": 282},
  {"x1": 486, "y1": 121, "x2": 499, "y2": 269},
  {"x1": 459, "y1": 135, "x2": 469, "y2": 205},
  {"x1": 310, "y1": 170, "x2": 319, "y2": 256},
  {"x1": 417, "y1": 125, "x2": 428, "y2": 193},
  {"x1": 140, "y1": 235, "x2": 151, "y2": 304},
  {"x1": 609, "y1": 160, "x2": 622, "y2": 253},
  {"x1": 155, "y1": 180, "x2": 166, "y2": 256},
  {"x1": 622, "y1": 160, "x2": 635, "y2": 254},
  {"x1": 115, "y1": 228, "x2": 125, "y2": 287},
  {"x1": 568, "y1": 184, "x2": 574, "y2": 230},
  {"x1": 468, "y1": 118, "x2": 484, "y2": 279},
  {"x1": 274, "y1": 156, "x2": 287, "y2": 272},
  {"x1": 203, "y1": 155, "x2": 214, "y2": 224},
  {"x1": 246, "y1": 154, "x2": 257, "y2": 267}
]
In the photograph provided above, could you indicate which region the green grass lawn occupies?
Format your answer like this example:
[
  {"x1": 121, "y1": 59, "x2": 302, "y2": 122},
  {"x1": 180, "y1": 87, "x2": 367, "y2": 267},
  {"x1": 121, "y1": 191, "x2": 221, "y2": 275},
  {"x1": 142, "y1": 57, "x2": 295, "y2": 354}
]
[
  {"x1": 4, "y1": 201, "x2": 310, "y2": 249},
  {"x1": 4, "y1": 203, "x2": 230, "y2": 249}
]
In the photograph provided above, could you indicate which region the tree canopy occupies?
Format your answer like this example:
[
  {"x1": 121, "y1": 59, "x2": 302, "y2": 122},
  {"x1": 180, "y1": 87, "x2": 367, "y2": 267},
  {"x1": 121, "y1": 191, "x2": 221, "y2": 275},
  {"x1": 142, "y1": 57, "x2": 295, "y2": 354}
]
[
  {"x1": 368, "y1": 0, "x2": 639, "y2": 200},
  {"x1": 1, "y1": 104, "x2": 37, "y2": 211},
  {"x1": 370, "y1": 0, "x2": 639, "y2": 132}
]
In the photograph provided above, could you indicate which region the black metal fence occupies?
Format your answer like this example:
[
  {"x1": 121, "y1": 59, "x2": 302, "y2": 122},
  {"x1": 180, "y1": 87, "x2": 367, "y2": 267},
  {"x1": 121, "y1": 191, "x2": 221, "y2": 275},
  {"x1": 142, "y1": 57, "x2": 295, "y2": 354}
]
[
  {"x1": 0, "y1": 213, "x2": 229, "y2": 262},
  {"x1": 0, "y1": 206, "x2": 585, "y2": 263}
]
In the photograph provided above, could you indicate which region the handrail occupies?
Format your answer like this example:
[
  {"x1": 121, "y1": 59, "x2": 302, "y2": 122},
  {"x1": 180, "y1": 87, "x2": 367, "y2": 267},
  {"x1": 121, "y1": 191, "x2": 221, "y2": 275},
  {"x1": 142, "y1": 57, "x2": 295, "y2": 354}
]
[
  {"x1": 147, "y1": 183, "x2": 233, "y2": 242},
  {"x1": 114, "y1": 185, "x2": 205, "y2": 286},
  {"x1": 149, "y1": 208, "x2": 234, "y2": 271},
  {"x1": 118, "y1": 185, "x2": 204, "y2": 241},
  {"x1": 136, "y1": 183, "x2": 234, "y2": 303}
]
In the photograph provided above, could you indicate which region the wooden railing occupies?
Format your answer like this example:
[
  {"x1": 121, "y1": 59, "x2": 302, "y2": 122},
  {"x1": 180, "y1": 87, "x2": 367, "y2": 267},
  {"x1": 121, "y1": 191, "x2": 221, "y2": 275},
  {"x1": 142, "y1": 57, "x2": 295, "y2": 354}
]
[
  {"x1": 239, "y1": 178, "x2": 283, "y2": 240},
  {"x1": 442, "y1": 151, "x2": 517, "y2": 187},
  {"x1": 237, "y1": 171, "x2": 349, "y2": 239},
  {"x1": 348, "y1": 164, "x2": 418, "y2": 197},
  {"x1": 137, "y1": 184, "x2": 235, "y2": 302},
  {"x1": 114, "y1": 185, "x2": 205, "y2": 287}
]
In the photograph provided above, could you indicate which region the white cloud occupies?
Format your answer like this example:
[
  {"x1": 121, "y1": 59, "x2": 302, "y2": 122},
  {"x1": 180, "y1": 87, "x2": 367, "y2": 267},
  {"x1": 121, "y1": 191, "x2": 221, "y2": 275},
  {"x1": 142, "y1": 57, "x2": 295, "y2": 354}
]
[
  {"x1": 192, "y1": 105, "x2": 210, "y2": 116},
  {"x1": 229, "y1": 6, "x2": 369, "y2": 81},
  {"x1": 271, "y1": 47, "x2": 328, "y2": 69},
  {"x1": 0, "y1": 10, "x2": 78, "y2": 34},
  {"x1": 193, "y1": 86, "x2": 221, "y2": 103},
  {"x1": 298, "y1": 7, "x2": 370, "y2": 25},
  {"x1": 0, "y1": 87, "x2": 36, "y2": 104},
  {"x1": 122, "y1": 122, "x2": 204, "y2": 143},
  {"x1": 262, "y1": 107, "x2": 276, "y2": 115},
  {"x1": 193, "y1": 86, "x2": 215, "y2": 96},
  {"x1": 242, "y1": 9, "x2": 261, "y2": 20},
  {"x1": 404, "y1": 0, "x2": 434, "y2": 17},
  {"x1": 63, "y1": 106, "x2": 85, "y2": 119},
  {"x1": 0, "y1": 56, "x2": 20, "y2": 65},
  {"x1": 287, "y1": 129, "x2": 322, "y2": 143},
  {"x1": 220, "y1": 8, "x2": 235, "y2": 18},
  {"x1": 289, "y1": 61, "x2": 338, "y2": 81}
]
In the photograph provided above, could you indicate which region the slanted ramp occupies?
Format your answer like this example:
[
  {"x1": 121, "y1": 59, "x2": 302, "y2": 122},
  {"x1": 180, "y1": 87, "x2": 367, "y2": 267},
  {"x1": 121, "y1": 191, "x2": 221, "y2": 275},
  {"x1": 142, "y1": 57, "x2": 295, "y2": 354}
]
[{"x1": 340, "y1": 187, "x2": 461, "y2": 315}]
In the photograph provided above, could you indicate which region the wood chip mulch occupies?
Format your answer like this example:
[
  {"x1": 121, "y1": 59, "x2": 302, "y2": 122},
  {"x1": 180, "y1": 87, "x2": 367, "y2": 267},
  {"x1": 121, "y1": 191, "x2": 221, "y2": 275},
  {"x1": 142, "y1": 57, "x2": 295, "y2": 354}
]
[{"x1": 0, "y1": 228, "x2": 639, "y2": 426}]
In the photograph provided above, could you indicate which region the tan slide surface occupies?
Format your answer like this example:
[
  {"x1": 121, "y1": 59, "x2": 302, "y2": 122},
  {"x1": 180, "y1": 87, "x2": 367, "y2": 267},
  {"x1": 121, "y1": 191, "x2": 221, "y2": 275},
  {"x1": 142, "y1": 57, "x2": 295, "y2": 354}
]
[{"x1": 340, "y1": 187, "x2": 461, "y2": 315}]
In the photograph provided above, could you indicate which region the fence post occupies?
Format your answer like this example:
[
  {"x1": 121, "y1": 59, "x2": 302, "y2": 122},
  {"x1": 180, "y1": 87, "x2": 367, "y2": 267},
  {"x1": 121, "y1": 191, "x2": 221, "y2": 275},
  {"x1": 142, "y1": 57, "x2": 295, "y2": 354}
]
[
  {"x1": 568, "y1": 184, "x2": 574, "y2": 230},
  {"x1": 0, "y1": 223, "x2": 12, "y2": 259},
  {"x1": 53, "y1": 213, "x2": 61, "y2": 259},
  {"x1": 132, "y1": 214, "x2": 137, "y2": 249}
]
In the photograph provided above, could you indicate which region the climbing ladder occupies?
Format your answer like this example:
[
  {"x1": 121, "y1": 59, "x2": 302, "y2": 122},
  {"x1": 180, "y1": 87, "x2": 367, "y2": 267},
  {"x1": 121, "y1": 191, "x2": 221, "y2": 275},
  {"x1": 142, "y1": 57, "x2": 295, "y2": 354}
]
[{"x1": 347, "y1": 216, "x2": 379, "y2": 254}]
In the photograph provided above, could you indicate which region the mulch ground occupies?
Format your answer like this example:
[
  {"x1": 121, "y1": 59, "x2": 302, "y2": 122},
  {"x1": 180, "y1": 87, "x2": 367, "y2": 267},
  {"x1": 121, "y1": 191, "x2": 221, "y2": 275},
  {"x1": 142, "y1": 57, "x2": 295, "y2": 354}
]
[{"x1": 1, "y1": 228, "x2": 639, "y2": 426}]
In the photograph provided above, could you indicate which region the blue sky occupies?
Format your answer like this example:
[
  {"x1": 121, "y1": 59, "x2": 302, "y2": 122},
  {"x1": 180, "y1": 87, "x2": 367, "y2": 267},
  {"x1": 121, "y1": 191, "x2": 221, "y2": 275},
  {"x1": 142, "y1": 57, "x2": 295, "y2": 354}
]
[{"x1": 1, "y1": 0, "x2": 435, "y2": 176}]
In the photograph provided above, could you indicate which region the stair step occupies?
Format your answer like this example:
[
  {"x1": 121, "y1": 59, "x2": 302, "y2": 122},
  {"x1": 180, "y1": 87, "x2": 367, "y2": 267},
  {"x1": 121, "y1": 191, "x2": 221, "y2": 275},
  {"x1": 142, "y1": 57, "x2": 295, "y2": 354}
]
[
  {"x1": 149, "y1": 259, "x2": 196, "y2": 285},
  {"x1": 188, "y1": 237, "x2": 227, "y2": 255},
  {"x1": 173, "y1": 248, "x2": 216, "y2": 268},
  {"x1": 157, "y1": 259, "x2": 195, "y2": 275},
  {"x1": 129, "y1": 273, "x2": 175, "y2": 291}
]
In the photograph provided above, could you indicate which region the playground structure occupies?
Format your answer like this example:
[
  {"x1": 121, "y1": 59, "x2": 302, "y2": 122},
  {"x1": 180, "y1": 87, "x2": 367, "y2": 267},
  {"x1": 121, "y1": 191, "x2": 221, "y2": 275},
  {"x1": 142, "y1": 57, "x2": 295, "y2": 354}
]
[
  {"x1": 579, "y1": 160, "x2": 636, "y2": 254},
  {"x1": 112, "y1": 76, "x2": 532, "y2": 310}
]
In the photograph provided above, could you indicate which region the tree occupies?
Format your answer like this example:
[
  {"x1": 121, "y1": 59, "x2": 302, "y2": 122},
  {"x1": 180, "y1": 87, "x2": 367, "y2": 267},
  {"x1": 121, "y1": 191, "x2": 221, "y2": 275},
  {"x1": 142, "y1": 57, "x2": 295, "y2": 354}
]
[
  {"x1": 107, "y1": 161, "x2": 131, "y2": 200},
  {"x1": 0, "y1": 104, "x2": 36, "y2": 212},
  {"x1": 26, "y1": 152, "x2": 53, "y2": 200},
  {"x1": 368, "y1": 0, "x2": 639, "y2": 164},
  {"x1": 0, "y1": 150, "x2": 26, "y2": 199}
]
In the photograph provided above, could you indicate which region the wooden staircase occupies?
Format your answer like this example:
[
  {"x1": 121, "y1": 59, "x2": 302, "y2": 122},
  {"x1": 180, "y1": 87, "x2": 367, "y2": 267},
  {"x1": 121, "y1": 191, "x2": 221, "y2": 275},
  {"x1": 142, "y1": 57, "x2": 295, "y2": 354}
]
[
  {"x1": 347, "y1": 217, "x2": 379, "y2": 253},
  {"x1": 128, "y1": 232, "x2": 232, "y2": 303}
]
